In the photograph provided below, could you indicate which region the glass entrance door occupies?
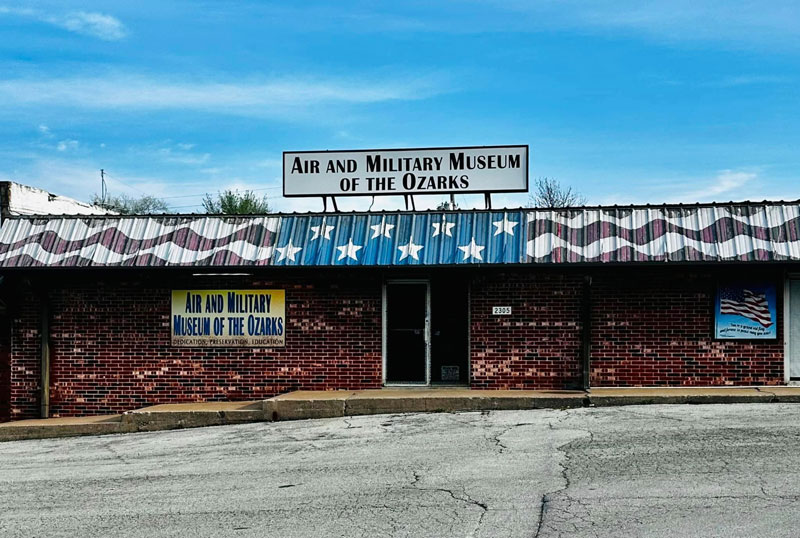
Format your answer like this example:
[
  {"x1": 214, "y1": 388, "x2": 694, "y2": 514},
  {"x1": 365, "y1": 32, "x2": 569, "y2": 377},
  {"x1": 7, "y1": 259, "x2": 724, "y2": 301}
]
[{"x1": 384, "y1": 281, "x2": 429, "y2": 384}]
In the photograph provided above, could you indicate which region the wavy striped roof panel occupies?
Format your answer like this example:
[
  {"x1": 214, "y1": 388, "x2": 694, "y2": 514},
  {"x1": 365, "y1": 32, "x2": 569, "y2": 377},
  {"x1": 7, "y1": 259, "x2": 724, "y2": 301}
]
[{"x1": 0, "y1": 202, "x2": 798, "y2": 268}]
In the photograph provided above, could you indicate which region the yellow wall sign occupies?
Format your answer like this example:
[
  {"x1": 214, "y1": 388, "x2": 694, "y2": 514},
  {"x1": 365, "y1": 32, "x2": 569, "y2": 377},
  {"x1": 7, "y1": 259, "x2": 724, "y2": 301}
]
[{"x1": 171, "y1": 290, "x2": 285, "y2": 347}]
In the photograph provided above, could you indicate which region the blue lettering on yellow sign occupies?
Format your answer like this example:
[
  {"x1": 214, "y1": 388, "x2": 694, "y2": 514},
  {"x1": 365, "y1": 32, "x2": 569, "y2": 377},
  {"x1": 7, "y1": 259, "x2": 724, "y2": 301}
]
[{"x1": 173, "y1": 315, "x2": 211, "y2": 336}]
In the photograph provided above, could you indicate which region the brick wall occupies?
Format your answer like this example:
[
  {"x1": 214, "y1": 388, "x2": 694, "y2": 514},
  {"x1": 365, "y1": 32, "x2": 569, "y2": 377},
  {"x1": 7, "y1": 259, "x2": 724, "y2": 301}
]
[
  {"x1": 590, "y1": 269, "x2": 785, "y2": 386},
  {"x1": 470, "y1": 267, "x2": 786, "y2": 390},
  {"x1": 9, "y1": 292, "x2": 41, "y2": 419},
  {"x1": 4, "y1": 266, "x2": 792, "y2": 420},
  {"x1": 9, "y1": 272, "x2": 382, "y2": 419},
  {"x1": 470, "y1": 271, "x2": 584, "y2": 389}
]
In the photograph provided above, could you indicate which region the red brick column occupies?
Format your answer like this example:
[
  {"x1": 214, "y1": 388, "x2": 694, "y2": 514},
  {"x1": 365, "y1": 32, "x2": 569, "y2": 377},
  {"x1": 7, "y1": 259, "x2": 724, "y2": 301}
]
[
  {"x1": 9, "y1": 291, "x2": 42, "y2": 419},
  {"x1": 470, "y1": 271, "x2": 584, "y2": 389}
]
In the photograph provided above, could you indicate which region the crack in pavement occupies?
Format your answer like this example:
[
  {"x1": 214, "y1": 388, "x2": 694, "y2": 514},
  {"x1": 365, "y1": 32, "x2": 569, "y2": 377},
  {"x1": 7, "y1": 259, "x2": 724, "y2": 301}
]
[
  {"x1": 487, "y1": 422, "x2": 538, "y2": 454},
  {"x1": 102, "y1": 441, "x2": 131, "y2": 466},
  {"x1": 488, "y1": 426, "x2": 511, "y2": 454},
  {"x1": 437, "y1": 485, "x2": 489, "y2": 536},
  {"x1": 612, "y1": 407, "x2": 686, "y2": 422},
  {"x1": 534, "y1": 493, "x2": 548, "y2": 538},
  {"x1": 464, "y1": 414, "x2": 593, "y2": 537},
  {"x1": 408, "y1": 470, "x2": 489, "y2": 536},
  {"x1": 754, "y1": 387, "x2": 779, "y2": 401},
  {"x1": 342, "y1": 417, "x2": 358, "y2": 429},
  {"x1": 535, "y1": 409, "x2": 596, "y2": 538}
]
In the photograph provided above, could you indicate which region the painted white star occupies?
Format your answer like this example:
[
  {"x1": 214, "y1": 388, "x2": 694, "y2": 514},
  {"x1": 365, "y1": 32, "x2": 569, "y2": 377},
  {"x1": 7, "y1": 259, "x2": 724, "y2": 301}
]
[
  {"x1": 457, "y1": 238, "x2": 485, "y2": 261},
  {"x1": 492, "y1": 215, "x2": 518, "y2": 236},
  {"x1": 274, "y1": 239, "x2": 302, "y2": 262},
  {"x1": 370, "y1": 221, "x2": 395, "y2": 239},
  {"x1": 336, "y1": 239, "x2": 362, "y2": 261},
  {"x1": 310, "y1": 224, "x2": 335, "y2": 240},
  {"x1": 398, "y1": 239, "x2": 423, "y2": 261},
  {"x1": 432, "y1": 217, "x2": 455, "y2": 237}
]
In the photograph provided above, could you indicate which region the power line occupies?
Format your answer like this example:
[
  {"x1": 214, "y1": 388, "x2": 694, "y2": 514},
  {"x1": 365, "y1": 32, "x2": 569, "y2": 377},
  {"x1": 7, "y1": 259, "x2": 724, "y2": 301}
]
[
  {"x1": 95, "y1": 171, "x2": 282, "y2": 203},
  {"x1": 101, "y1": 171, "x2": 149, "y2": 195},
  {"x1": 169, "y1": 204, "x2": 207, "y2": 210}
]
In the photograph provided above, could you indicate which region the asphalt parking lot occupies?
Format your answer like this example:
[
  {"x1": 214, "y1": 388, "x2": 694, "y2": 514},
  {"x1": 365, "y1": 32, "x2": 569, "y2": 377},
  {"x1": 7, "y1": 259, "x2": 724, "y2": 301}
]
[{"x1": 1, "y1": 403, "x2": 799, "y2": 537}]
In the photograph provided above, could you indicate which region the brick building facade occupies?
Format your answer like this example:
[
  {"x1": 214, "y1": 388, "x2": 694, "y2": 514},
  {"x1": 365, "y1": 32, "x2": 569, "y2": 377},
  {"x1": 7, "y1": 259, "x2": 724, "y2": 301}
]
[
  {"x1": 0, "y1": 204, "x2": 798, "y2": 420},
  {"x1": 0, "y1": 265, "x2": 792, "y2": 421}
]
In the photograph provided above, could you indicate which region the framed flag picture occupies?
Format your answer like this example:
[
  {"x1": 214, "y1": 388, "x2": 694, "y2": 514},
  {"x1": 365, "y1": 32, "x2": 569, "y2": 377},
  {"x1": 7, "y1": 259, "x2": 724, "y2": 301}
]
[{"x1": 715, "y1": 283, "x2": 777, "y2": 339}]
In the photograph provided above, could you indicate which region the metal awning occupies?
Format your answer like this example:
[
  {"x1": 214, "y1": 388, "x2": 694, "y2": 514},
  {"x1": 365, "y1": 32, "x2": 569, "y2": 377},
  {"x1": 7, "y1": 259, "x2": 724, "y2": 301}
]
[{"x1": 0, "y1": 202, "x2": 798, "y2": 267}]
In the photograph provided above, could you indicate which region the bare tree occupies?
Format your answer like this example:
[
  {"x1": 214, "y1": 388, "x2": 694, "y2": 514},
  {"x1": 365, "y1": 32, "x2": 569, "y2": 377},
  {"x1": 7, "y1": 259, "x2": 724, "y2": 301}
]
[
  {"x1": 528, "y1": 177, "x2": 586, "y2": 208},
  {"x1": 91, "y1": 193, "x2": 170, "y2": 214}
]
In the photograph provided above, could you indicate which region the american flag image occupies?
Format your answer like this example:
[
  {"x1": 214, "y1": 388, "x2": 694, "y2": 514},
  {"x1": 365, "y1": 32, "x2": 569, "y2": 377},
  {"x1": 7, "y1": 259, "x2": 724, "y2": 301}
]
[{"x1": 719, "y1": 288, "x2": 773, "y2": 327}]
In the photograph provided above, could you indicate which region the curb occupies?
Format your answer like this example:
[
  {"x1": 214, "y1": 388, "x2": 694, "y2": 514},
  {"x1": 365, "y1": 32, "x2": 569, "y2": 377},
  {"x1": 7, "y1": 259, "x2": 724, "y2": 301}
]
[
  {"x1": 120, "y1": 409, "x2": 266, "y2": 432},
  {"x1": 3, "y1": 388, "x2": 800, "y2": 442},
  {"x1": 588, "y1": 394, "x2": 776, "y2": 407},
  {"x1": 265, "y1": 394, "x2": 587, "y2": 421},
  {"x1": 0, "y1": 421, "x2": 124, "y2": 442}
]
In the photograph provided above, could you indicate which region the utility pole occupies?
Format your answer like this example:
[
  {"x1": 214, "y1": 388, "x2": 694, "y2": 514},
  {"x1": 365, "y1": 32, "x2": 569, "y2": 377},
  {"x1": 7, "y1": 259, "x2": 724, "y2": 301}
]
[{"x1": 100, "y1": 169, "x2": 107, "y2": 205}]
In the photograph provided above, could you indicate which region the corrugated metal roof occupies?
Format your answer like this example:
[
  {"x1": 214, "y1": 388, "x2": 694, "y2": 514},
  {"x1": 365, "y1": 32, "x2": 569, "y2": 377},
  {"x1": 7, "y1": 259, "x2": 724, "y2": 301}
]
[{"x1": 0, "y1": 203, "x2": 798, "y2": 268}]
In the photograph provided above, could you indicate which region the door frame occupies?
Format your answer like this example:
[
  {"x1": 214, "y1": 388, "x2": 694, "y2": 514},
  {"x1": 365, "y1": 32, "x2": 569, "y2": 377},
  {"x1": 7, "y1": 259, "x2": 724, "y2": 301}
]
[
  {"x1": 785, "y1": 274, "x2": 800, "y2": 384},
  {"x1": 382, "y1": 279, "x2": 431, "y2": 386}
]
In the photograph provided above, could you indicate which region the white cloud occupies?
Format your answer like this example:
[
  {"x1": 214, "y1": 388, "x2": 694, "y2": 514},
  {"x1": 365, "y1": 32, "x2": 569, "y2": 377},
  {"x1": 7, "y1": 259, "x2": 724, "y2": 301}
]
[
  {"x1": 596, "y1": 169, "x2": 765, "y2": 205},
  {"x1": 476, "y1": 0, "x2": 800, "y2": 50},
  {"x1": 157, "y1": 147, "x2": 210, "y2": 165},
  {"x1": 681, "y1": 169, "x2": 758, "y2": 200},
  {"x1": 254, "y1": 158, "x2": 282, "y2": 169},
  {"x1": 0, "y1": 6, "x2": 127, "y2": 41},
  {"x1": 244, "y1": 1, "x2": 799, "y2": 49},
  {"x1": 58, "y1": 11, "x2": 127, "y2": 41},
  {"x1": 56, "y1": 139, "x2": 79, "y2": 152},
  {"x1": 0, "y1": 73, "x2": 449, "y2": 116},
  {"x1": 124, "y1": 141, "x2": 211, "y2": 167},
  {"x1": 1, "y1": 158, "x2": 224, "y2": 207},
  {"x1": 0, "y1": 6, "x2": 35, "y2": 17},
  {"x1": 37, "y1": 124, "x2": 52, "y2": 137},
  {"x1": 708, "y1": 75, "x2": 790, "y2": 87}
]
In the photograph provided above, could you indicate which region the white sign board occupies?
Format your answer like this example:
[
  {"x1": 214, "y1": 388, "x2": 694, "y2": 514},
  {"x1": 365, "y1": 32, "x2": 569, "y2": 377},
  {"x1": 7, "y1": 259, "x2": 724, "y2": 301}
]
[
  {"x1": 283, "y1": 145, "x2": 528, "y2": 197},
  {"x1": 492, "y1": 306, "x2": 512, "y2": 315}
]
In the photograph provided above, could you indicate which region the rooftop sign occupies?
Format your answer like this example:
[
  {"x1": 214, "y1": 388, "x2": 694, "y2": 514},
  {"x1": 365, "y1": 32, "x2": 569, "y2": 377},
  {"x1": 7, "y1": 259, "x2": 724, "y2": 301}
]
[{"x1": 283, "y1": 145, "x2": 528, "y2": 197}]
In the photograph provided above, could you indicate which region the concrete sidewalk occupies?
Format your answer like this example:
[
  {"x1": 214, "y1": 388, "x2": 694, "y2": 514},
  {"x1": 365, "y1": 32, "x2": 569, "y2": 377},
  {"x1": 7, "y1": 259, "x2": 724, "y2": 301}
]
[
  {"x1": 0, "y1": 414, "x2": 124, "y2": 441},
  {"x1": 589, "y1": 386, "x2": 800, "y2": 406},
  {"x1": 265, "y1": 388, "x2": 584, "y2": 420},
  {"x1": 2, "y1": 386, "x2": 800, "y2": 442},
  {"x1": 0, "y1": 401, "x2": 265, "y2": 441}
]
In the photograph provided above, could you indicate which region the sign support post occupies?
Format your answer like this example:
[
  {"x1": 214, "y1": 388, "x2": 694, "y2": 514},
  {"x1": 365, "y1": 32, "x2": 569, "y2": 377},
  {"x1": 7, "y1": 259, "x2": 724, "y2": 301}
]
[{"x1": 321, "y1": 196, "x2": 339, "y2": 212}]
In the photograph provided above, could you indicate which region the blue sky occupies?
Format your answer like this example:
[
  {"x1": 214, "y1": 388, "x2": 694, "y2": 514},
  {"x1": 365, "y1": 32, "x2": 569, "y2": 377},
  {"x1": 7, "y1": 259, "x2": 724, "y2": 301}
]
[{"x1": 1, "y1": 0, "x2": 798, "y2": 212}]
